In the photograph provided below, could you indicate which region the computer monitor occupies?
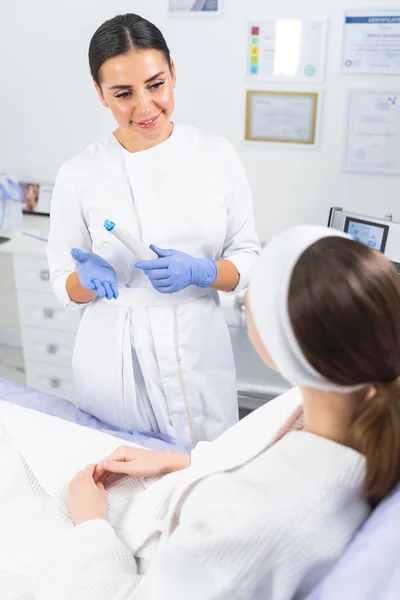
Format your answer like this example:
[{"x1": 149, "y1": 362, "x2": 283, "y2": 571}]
[{"x1": 344, "y1": 216, "x2": 389, "y2": 253}]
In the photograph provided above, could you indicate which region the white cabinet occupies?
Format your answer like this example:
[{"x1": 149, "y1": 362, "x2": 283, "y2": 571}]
[
  {"x1": 25, "y1": 361, "x2": 76, "y2": 401},
  {"x1": 13, "y1": 254, "x2": 52, "y2": 294},
  {"x1": 2, "y1": 219, "x2": 81, "y2": 404},
  {"x1": 22, "y1": 327, "x2": 76, "y2": 367},
  {"x1": 18, "y1": 289, "x2": 80, "y2": 333}
]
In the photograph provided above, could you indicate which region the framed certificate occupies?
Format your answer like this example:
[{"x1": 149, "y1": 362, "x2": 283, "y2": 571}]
[
  {"x1": 245, "y1": 90, "x2": 320, "y2": 146},
  {"x1": 168, "y1": 0, "x2": 222, "y2": 16},
  {"x1": 343, "y1": 90, "x2": 400, "y2": 174},
  {"x1": 247, "y1": 19, "x2": 327, "y2": 82},
  {"x1": 342, "y1": 9, "x2": 400, "y2": 74}
]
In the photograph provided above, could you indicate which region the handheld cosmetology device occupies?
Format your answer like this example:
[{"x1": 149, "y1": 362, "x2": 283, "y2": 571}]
[
  {"x1": 104, "y1": 219, "x2": 157, "y2": 261},
  {"x1": 329, "y1": 208, "x2": 400, "y2": 276},
  {"x1": 103, "y1": 219, "x2": 196, "y2": 444}
]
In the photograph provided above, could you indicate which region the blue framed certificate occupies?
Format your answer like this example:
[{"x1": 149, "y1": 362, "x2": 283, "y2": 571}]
[{"x1": 342, "y1": 10, "x2": 400, "y2": 74}]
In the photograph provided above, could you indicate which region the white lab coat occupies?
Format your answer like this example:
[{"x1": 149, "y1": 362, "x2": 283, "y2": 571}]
[{"x1": 47, "y1": 125, "x2": 260, "y2": 444}]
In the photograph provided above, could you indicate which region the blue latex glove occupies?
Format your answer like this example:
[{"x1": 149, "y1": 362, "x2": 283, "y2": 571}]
[
  {"x1": 136, "y1": 245, "x2": 218, "y2": 294},
  {"x1": 71, "y1": 249, "x2": 118, "y2": 300}
]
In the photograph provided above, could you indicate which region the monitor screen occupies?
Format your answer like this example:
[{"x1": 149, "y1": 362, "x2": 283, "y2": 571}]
[{"x1": 344, "y1": 217, "x2": 389, "y2": 253}]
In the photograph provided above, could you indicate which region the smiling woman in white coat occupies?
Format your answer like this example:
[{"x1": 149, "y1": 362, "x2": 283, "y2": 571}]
[{"x1": 46, "y1": 13, "x2": 260, "y2": 445}]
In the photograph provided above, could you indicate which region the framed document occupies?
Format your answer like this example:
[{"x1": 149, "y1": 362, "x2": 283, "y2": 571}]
[
  {"x1": 344, "y1": 91, "x2": 400, "y2": 174},
  {"x1": 247, "y1": 19, "x2": 327, "y2": 82},
  {"x1": 342, "y1": 10, "x2": 400, "y2": 74},
  {"x1": 168, "y1": 0, "x2": 222, "y2": 16},
  {"x1": 245, "y1": 91, "x2": 320, "y2": 146}
]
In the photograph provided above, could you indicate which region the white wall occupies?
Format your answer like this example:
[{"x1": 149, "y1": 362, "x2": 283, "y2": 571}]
[{"x1": 0, "y1": 0, "x2": 399, "y2": 242}]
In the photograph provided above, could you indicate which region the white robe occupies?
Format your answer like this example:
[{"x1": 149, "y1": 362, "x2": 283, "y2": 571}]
[{"x1": 46, "y1": 125, "x2": 260, "y2": 444}]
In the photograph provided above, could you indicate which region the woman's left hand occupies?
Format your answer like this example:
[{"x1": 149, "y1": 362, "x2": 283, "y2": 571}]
[
  {"x1": 136, "y1": 245, "x2": 217, "y2": 293},
  {"x1": 67, "y1": 464, "x2": 108, "y2": 525}
]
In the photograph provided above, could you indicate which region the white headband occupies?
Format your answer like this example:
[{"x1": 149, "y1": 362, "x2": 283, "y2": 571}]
[{"x1": 249, "y1": 225, "x2": 365, "y2": 393}]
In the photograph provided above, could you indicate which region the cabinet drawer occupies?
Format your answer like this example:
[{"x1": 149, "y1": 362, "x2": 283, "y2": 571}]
[
  {"x1": 25, "y1": 361, "x2": 76, "y2": 403},
  {"x1": 13, "y1": 255, "x2": 51, "y2": 293},
  {"x1": 22, "y1": 327, "x2": 76, "y2": 367},
  {"x1": 18, "y1": 291, "x2": 80, "y2": 333}
]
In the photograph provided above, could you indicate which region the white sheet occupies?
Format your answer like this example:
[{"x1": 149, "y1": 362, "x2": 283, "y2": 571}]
[{"x1": 0, "y1": 400, "x2": 166, "y2": 599}]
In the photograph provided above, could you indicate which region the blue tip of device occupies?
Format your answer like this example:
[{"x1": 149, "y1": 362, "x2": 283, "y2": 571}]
[{"x1": 104, "y1": 219, "x2": 115, "y2": 231}]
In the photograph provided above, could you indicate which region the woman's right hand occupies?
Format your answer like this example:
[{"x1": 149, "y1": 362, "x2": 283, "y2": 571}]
[
  {"x1": 70, "y1": 249, "x2": 119, "y2": 300},
  {"x1": 94, "y1": 446, "x2": 191, "y2": 482}
]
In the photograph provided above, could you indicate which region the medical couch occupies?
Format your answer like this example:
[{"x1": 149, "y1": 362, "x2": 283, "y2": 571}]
[
  {"x1": 0, "y1": 376, "x2": 188, "y2": 452},
  {"x1": 1, "y1": 375, "x2": 399, "y2": 599},
  {"x1": 306, "y1": 481, "x2": 400, "y2": 600}
]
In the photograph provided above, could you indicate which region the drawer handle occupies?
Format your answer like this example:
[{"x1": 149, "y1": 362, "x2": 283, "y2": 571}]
[
  {"x1": 50, "y1": 378, "x2": 61, "y2": 389},
  {"x1": 39, "y1": 269, "x2": 50, "y2": 281},
  {"x1": 43, "y1": 308, "x2": 55, "y2": 319},
  {"x1": 47, "y1": 344, "x2": 58, "y2": 355}
]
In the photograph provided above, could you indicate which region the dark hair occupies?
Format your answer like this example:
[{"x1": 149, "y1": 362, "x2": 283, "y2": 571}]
[
  {"x1": 288, "y1": 237, "x2": 400, "y2": 506},
  {"x1": 88, "y1": 13, "x2": 172, "y2": 86}
]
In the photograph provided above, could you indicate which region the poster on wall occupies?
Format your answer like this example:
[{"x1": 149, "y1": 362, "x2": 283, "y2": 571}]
[
  {"x1": 247, "y1": 20, "x2": 327, "y2": 82},
  {"x1": 168, "y1": 0, "x2": 222, "y2": 16},
  {"x1": 245, "y1": 90, "x2": 320, "y2": 147},
  {"x1": 342, "y1": 10, "x2": 400, "y2": 74},
  {"x1": 344, "y1": 91, "x2": 400, "y2": 175},
  {"x1": 21, "y1": 183, "x2": 52, "y2": 216}
]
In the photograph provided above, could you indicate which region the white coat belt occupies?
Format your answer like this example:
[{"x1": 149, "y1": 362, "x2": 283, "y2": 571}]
[{"x1": 104, "y1": 285, "x2": 211, "y2": 308}]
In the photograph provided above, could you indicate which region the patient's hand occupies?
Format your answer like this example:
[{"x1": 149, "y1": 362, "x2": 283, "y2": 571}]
[
  {"x1": 67, "y1": 464, "x2": 108, "y2": 525},
  {"x1": 94, "y1": 446, "x2": 191, "y2": 483}
]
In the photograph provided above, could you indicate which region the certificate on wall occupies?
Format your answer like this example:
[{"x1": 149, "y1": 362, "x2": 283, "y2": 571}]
[
  {"x1": 245, "y1": 91, "x2": 319, "y2": 146},
  {"x1": 342, "y1": 10, "x2": 400, "y2": 74},
  {"x1": 344, "y1": 91, "x2": 400, "y2": 174},
  {"x1": 247, "y1": 20, "x2": 327, "y2": 82},
  {"x1": 168, "y1": 0, "x2": 222, "y2": 15}
]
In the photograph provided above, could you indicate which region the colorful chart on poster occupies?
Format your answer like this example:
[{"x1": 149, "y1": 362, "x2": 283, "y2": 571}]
[{"x1": 247, "y1": 20, "x2": 327, "y2": 82}]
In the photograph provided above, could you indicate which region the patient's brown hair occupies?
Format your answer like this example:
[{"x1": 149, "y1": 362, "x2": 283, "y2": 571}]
[{"x1": 289, "y1": 237, "x2": 400, "y2": 506}]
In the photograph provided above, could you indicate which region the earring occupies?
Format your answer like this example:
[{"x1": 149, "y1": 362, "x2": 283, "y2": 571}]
[{"x1": 103, "y1": 103, "x2": 108, "y2": 107}]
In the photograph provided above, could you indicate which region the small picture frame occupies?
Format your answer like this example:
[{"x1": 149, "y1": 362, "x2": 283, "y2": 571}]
[
  {"x1": 168, "y1": 0, "x2": 222, "y2": 16},
  {"x1": 21, "y1": 182, "x2": 52, "y2": 216},
  {"x1": 245, "y1": 90, "x2": 320, "y2": 147}
]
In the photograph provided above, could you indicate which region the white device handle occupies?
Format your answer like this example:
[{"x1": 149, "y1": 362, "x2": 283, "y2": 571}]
[{"x1": 104, "y1": 219, "x2": 157, "y2": 261}]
